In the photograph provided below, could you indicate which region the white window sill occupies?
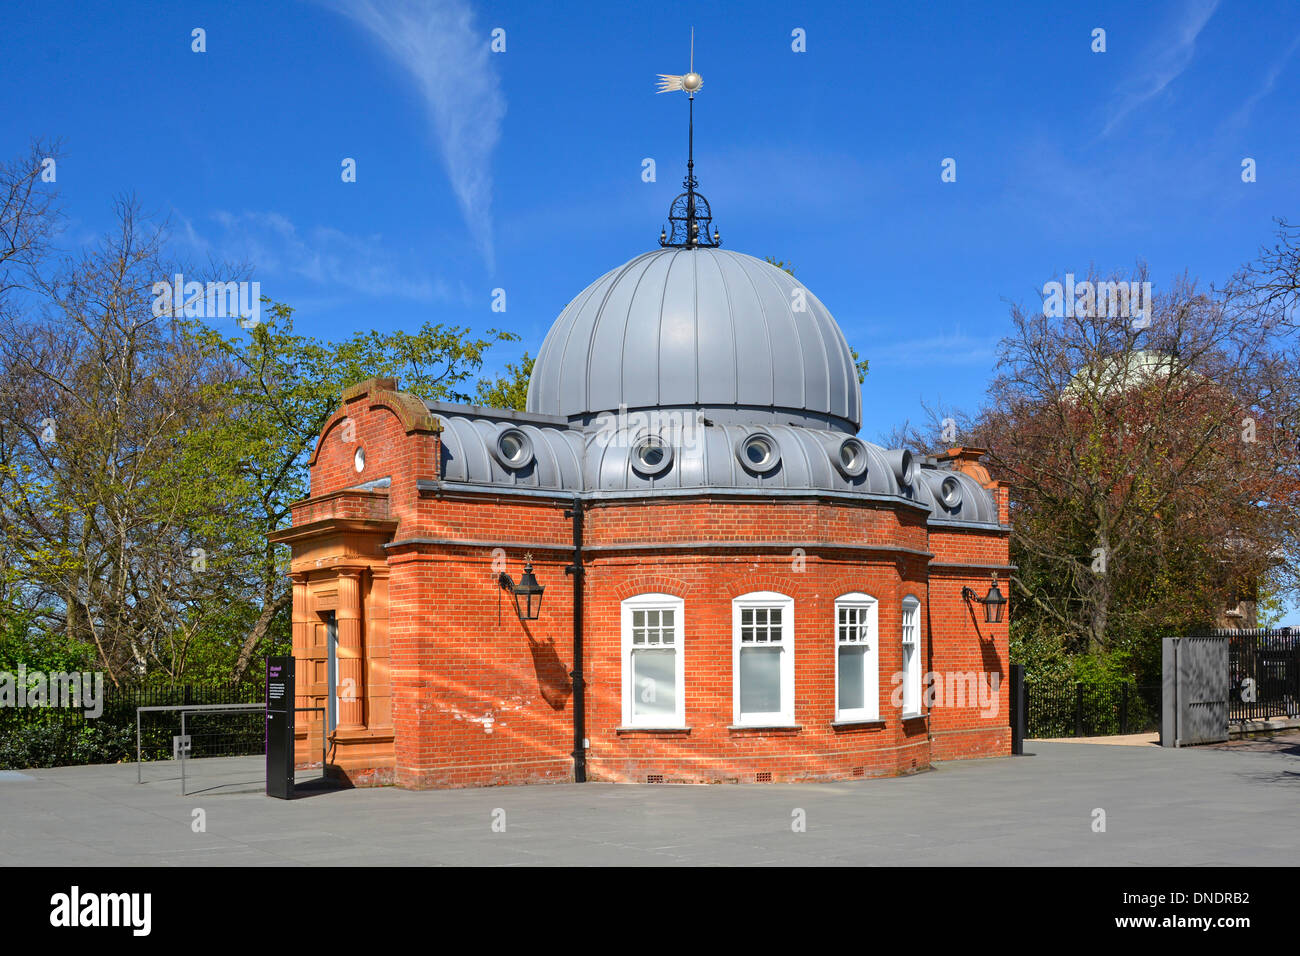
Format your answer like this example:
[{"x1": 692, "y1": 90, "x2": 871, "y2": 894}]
[
  {"x1": 832, "y1": 718, "x2": 885, "y2": 728},
  {"x1": 616, "y1": 725, "x2": 691, "y2": 734},
  {"x1": 729, "y1": 723, "x2": 802, "y2": 732},
  {"x1": 900, "y1": 712, "x2": 929, "y2": 721}
]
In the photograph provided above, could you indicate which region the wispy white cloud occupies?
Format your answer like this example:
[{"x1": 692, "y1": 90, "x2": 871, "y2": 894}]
[
  {"x1": 177, "y1": 209, "x2": 471, "y2": 304},
  {"x1": 319, "y1": 0, "x2": 505, "y2": 272},
  {"x1": 1223, "y1": 31, "x2": 1300, "y2": 132},
  {"x1": 1102, "y1": 0, "x2": 1219, "y2": 137}
]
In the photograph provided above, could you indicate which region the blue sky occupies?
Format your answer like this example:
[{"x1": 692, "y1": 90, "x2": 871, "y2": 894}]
[
  {"x1": 6, "y1": 0, "x2": 1298, "y2": 437},
  {"x1": 6, "y1": 1, "x2": 1299, "y2": 479}
]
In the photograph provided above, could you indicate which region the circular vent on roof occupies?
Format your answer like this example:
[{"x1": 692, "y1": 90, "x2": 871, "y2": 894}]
[
  {"x1": 492, "y1": 428, "x2": 534, "y2": 470},
  {"x1": 631, "y1": 435, "x2": 673, "y2": 477},
  {"x1": 737, "y1": 431, "x2": 781, "y2": 474},
  {"x1": 834, "y1": 437, "x2": 869, "y2": 478},
  {"x1": 939, "y1": 475, "x2": 963, "y2": 509},
  {"x1": 885, "y1": 448, "x2": 915, "y2": 487}
]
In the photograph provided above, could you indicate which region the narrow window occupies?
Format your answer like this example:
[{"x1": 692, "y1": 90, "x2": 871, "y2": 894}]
[
  {"x1": 900, "y1": 596, "x2": 922, "y2": 717},
  {"x1": 621, "y1": 594, "x2": 685, "y2": 727},
  {"x1": 835, "y1": 594, "x2": 879, "y2": 721},
  {"x1": 733, "y1": 592, "x2": 795, "y2": 726},
  {"x1": 324, "y1": 611, "x2": 339, "y2": 733}
]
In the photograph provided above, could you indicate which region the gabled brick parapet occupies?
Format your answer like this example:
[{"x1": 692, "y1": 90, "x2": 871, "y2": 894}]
[
  {"x1": 316, "y1": 376, "x2": 441, "y2": 458},
  {"x1": 306, "y1": 377, "x2": 441, "y2": 530},
  {"x1": 269, "y1": 374, "x2": 441, "y2": 786}
]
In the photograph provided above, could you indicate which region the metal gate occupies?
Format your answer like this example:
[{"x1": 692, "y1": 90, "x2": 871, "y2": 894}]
[
  {"x1": 1227, "y1": 628, "x2": 1300, "y2": 721},
  {"x1": 1161, "y1": 635, "x2": 1228, "y2": 746}
]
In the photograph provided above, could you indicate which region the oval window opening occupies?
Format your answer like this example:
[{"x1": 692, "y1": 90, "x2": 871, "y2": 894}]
[
  {"x1": 494, "y1": 428, "x2": 535, "y2": 469},
  {"x1": 940, "y1": 475, "x2": 963, "y2": 509},
  {"x1": 631, "y1": 435, "x2": 673, "y2": 476},
  {"x1": 736, "y1": 432, "x2": 780, "y2": 473},
  {"x1": 354, "y1": 447, "x2": 366, "y2": 473},
  {"x1": 834, "y1": 438, "x2": 869, "y2": 478}
]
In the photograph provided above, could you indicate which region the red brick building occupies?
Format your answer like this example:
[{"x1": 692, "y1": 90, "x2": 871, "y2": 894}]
[{"x1": 270, "y1": 240, "x2": 1012, "y2": 790}]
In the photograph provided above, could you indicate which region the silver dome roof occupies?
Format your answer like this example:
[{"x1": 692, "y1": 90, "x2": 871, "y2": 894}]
[{"x1": 527, "y1": 248, "x2": 862, "y2": 432}]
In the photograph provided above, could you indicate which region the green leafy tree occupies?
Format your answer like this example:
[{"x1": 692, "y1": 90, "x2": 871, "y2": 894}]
[
  {"x1": 0, "y1": 141, "x2": 527, "y2": 690},
  {"x1": 188, "y1": 305, "x2": 519, "y2": 679},
  {"x1": 0, "y1": 196, "x2": 239, "y2": 685},
  {"x1": 896, "y1": 266, "x2": 1297, "y2": 681},
  {"x1": 476, "y1": 352, "x2": 534, "y2": 410}
]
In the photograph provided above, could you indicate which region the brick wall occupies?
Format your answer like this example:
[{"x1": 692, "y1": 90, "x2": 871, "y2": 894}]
[{"x1": 278, "y1": 381, "x2": 1012, "y2": 789}]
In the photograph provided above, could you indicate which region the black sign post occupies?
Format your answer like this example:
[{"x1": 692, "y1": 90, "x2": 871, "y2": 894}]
[
  {"x1": 1009, "y1": 663, "x2": 1026, "y2": 756},
  {"x1": 266, "y1": 656, "x2": 295, "y2": 799}
]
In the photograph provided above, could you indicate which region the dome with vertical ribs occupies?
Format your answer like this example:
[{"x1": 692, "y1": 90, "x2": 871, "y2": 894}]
[{"x1": 526, "y1": 248, "x2": 862, "y2": 432}]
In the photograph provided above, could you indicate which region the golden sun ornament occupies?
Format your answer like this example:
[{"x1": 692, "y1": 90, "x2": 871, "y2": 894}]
[
  {"x1": 655, "y1": 29, "x2": 703, "y2": 95},
  {"x1": 656, "y1": 70, "x2": 702, "y2": 94}
]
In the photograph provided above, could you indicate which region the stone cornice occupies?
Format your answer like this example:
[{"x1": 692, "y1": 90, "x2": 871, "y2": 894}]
[
  {"x1": 268, "y1": 516, "x2": 399, "y2": 545},
  {"x1": 384, "y1": 536, "x2": 934, "y2": 560}
]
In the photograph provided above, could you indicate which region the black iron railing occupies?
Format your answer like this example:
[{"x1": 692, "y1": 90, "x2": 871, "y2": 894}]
[
  {"x1": 1026, "y1": 681, "x2": 1161, "y2": 739},
  {"x1": 0, "y1": 681, "x2": 263, "y2": 725},
  {"x1": 0, "y1": 682, "x2": 265, "y2": 766},
  {"x1": 1221, "y1": 628, "x2": 1300, "y2": 721}
]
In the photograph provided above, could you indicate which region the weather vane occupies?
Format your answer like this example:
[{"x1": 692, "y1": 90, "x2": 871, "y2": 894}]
[
  {"x1": 655, "y1": 28, "x2": 720, "y2": 249},
  {"x1": 656, "y1": 28, "x2": 703, "y2": 96}
]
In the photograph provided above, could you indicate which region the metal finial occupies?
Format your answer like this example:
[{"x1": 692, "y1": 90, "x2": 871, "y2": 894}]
[
  {"x1": 655, "y1": 27, "x2": 703, "y2": 95},
  {"x1": 655, "y1": 28, "x2": 720, "y2": 249}
]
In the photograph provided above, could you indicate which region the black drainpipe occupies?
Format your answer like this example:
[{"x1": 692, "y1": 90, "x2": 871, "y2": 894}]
[{"x1": 564, "y1": 495, "x2": 586, "y2": 782}]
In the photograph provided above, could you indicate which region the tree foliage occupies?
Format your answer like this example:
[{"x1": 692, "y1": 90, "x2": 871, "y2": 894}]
[
  {"x1": 188, "y1": 307, "x2": 518, "y2": 678},
  {"x1": 475, "y1": 351, "x2": 534, "y2": 410},
  {"x1": 0, "y1": 143, "x2": 523, "y2": 687},
  {"x1": 900, "y1": 264, "x2": 1300, "y2": 680}
]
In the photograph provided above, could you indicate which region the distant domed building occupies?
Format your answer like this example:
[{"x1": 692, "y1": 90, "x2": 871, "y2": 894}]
[{"x1": 270, "y1": 93, "x2": 1012, "y2": 789}]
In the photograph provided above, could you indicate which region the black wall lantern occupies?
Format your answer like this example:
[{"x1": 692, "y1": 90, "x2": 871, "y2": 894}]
[
  {"x1": 499, "y1": 553, "x2": 545, "y2": 622},
  {"x1": 963, "y1": 572, "x2": 1008, "y2": 624}
]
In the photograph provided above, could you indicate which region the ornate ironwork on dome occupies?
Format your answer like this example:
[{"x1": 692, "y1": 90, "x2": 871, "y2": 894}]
[
  {"x1": 655, "y1": 30, "x2": 720, "y2": 249},
  {"x1": 660, "y1": 183, "x2": 719, "y2": 249}
]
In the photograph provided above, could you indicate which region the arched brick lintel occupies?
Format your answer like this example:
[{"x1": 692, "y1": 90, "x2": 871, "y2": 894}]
[{"x1": 308, "y1": 378, "x2": 441, "y2": 466}]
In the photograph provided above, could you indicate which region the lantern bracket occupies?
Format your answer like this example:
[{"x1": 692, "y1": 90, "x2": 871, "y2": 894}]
[
  {"x1": 497, "y1": 554, "x2": 545, "y2": 623},
  {"x1": 962, "y1": 571, "x2": 1008, "y2": 625}
]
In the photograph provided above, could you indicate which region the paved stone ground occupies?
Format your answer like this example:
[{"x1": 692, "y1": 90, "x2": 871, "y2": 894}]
[
  {"x1": 1035, "y1": 733, "x2": 1160, "y2": 747},
  {"x1": 1, "y1": 737, "x2": 1296, "y2": 866},
  {"x1": 1206, "y1": 732, "x2": 1300, "y2": 756}
]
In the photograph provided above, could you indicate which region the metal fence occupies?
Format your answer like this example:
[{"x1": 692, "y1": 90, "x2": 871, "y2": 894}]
[
  {"x1": 1, "y1": 682, "x2": 265, "y2": 764},
  {"x1": 2, "y1": 681, "x2": 263, "y2": 726},
  {"x1": 1026, "y1": 681, "x2": 1161, "y2": 739},
  {"x1": 1222, "y1": 628, "x2": 1300, "y2": 721}
]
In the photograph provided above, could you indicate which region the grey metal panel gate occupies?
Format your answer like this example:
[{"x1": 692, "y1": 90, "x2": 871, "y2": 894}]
[{"x1": 1161, "y1": 636, "x2": 1228, "y2": 746}]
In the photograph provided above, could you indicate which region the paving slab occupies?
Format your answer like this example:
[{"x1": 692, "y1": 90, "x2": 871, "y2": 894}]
[{"x1": 2, "y1": 738, "x2": 1297, "y2": 866}]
